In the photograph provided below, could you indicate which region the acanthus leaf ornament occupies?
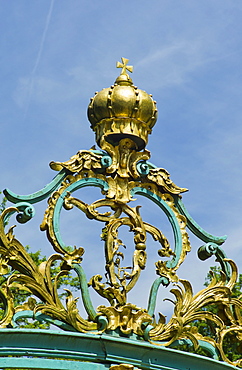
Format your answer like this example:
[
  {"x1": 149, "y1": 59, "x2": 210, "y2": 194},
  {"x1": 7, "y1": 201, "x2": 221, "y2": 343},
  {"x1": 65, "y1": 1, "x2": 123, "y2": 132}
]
[{"x1": 147, "y1": 167, "x2": 188, "y2": 194}]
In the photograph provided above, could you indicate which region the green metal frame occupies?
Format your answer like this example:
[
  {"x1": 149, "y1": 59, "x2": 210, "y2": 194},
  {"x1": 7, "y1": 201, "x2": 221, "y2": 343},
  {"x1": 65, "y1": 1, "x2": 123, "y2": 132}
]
[
  {"x1": 3, "y1": 165, "x2": 230, "y2": 329},
  {"x1": 0, "y1": 329, "x2": 236, "y2": 370},
  {"x1": 2, "y1": 160, "x2": 234, "y2": 368}
]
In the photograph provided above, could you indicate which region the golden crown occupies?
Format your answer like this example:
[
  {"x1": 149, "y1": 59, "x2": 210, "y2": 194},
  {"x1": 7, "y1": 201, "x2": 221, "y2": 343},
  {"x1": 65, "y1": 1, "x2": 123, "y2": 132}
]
[{"x1": 87, "y1": 58, "x2": 158, "y2": 150}]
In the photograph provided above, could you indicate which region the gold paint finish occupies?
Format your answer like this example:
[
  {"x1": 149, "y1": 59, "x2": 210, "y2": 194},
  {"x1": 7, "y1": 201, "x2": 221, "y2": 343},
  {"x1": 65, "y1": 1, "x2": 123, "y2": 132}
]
[
  {"x1": 110, "y1": 364, "x2": 141, "y2": 370},
  {"x1": 88, "y1": 58, "x2": 157, "y2": 150},
  {"x1": 97, "y1": 304, "x2": 152, "y2": 335},
  {"x1": 0, "y1": 208, "x2": 97, "y2": 332}
]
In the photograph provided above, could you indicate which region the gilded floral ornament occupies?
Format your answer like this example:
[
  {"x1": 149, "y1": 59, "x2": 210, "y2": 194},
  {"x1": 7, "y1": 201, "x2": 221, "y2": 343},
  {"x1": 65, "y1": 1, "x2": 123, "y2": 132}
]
[
  {"x1": 0, "y1": 58, "x2": 241, "y2": 368},
  {"x1": 49, "y1": 150, "x2": 103, "y2": 173},
  {"x1": 97, "y1": 304, "x2": 152, "y2": 336},
  {"x1": 147, "y1": 168, "x2": 188, "y2": 194}
]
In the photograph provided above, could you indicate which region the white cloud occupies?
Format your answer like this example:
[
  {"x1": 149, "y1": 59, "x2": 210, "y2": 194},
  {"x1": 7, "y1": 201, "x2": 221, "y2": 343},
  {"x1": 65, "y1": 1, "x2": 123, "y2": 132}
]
[{"x1": 24, "y1": 0, "x2": 55, "y2": 115}]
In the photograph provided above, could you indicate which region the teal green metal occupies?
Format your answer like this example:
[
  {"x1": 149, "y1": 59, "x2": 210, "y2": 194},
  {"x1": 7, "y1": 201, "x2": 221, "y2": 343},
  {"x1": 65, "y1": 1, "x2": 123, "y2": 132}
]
[
  {"x1": 0, "y1": 329, "x2": 237, "y2": 370},
  {"x1": 3, "y1": 168, "x2": 70, "y2": 204},
  {"x1": 174, "y1": 196, "x2": 231, "y2": 277},
  {"x1": 3, "y1": 164, "x2": 230, "y2": 323},
  {"x1": 52, "y1": 177, "x2": 109, "y2": 252},
  {"x1": 3, "y1": 168, "x2": 70, "y2": 228},
  {"x1": 3, "y1": 201, "x2": 35, "y2": 226},
  {"x1": 4, "y1": 163, "x2": 227, "y2": 268},
  {"x1": 12, "y1": 311, "x2": 76, "y2": 331},
  {"x1": 131, "y1": 186, "x2": 183, "y2": 270},
  {"x1": 144, "y1": 160, "x2": 227, "y2": 245},
  {"x1": 147, "y1": 276, "x2": 169, "y2": 317},
  {"x1": 72, "y1": 263, "x2": 98, "y2": 321},
  {"x1": 2, "y1": 158, "x2": 234, "y2": 368},
  {"x1": 175, "y1": 196, "x2": 227, "y2": 245},
  {"x1": 3, "y1": 164, "x2": 227, "y2": 277}
]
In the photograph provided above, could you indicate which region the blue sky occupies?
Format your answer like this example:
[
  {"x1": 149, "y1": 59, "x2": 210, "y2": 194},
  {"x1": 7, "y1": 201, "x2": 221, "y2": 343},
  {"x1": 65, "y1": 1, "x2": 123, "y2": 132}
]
[{"x1": 1, "y1": 1, "x2": 242, "y2": 315}]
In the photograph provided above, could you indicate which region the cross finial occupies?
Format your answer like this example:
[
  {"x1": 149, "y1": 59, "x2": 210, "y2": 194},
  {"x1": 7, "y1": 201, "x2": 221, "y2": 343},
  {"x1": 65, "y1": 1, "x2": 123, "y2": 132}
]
[{"x1": 116, "y1": 57, "x2": 133, "y2": 75}]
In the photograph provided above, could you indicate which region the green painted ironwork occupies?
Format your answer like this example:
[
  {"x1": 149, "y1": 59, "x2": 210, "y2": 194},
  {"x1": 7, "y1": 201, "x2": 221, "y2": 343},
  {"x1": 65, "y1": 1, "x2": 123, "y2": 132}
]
[
  {"x1": 130, "y1": 186, "x2": 184, "y2": 270},
  {"x1": 52, "y1": 177, "x2": 109, "y2": 252},
  {"x1": 1, "y1": 59, "x2": 240, "y2": 368},
  {"x1": 0, "y1": 329, "x2": 237, "y2": 370},
  {"x1": 175, "y1": 196, "x2": 227, "y2": 245},
  {"x1": 4, "y1": 168, "x2": 70, "y2": 204}
]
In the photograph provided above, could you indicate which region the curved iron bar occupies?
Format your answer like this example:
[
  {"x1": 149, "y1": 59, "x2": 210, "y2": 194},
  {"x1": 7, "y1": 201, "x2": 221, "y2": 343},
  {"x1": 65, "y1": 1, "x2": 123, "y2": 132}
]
[
  {"x1": 146, "y1": 276, "x2": 170, "y2": 317},
  {"x1": 197, "y1": 242, "x2": 231, "y2": 279},
  {"x1": 142, "y1": 161, "x2": 227, "y2": 246},
  {"x1": 174, "y1": 196, "x2": 230, "y2": 277},
  {"x1": 136, "y1": 161, "x2": 150, "y2": 176},
  {"x1": 130, "y1": 187, "x2": 183, "y2": 270},
  {"x1": 175, "y1": 196, "x2": 227, "y2": 245},
  {"x1": 72, "y1": 263, "x2": 97, "y2": 321},
  {"x1": 3, "y1": 168, "x2": 70, "y2": 205},
  {"x1": 3, "y1": 202, "x2": 35, "y2": 227},
  {"x1": 12, "y1": 310, "x2": 77, "y2": 331},
  {"x1": 52, "y1": 177, "x2": 109, "y2": 252}
]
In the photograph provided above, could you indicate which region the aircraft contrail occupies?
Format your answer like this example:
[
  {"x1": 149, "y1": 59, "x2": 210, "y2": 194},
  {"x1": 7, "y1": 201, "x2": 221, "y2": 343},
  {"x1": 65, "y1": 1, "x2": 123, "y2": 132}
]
[{"x1": 24, "y1": 0, "x2": 55, "y2": 118}]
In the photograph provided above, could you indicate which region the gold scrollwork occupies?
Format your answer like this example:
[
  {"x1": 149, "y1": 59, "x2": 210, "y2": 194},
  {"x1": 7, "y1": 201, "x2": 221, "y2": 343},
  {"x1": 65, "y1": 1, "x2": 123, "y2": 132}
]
[
  {"x1": 148, "y1": 259, "x2": 242, "y2": 368},
  {"x1": 0, "y1": 208, "x2": 97, "y2": 331},
  {"x1": 50, "y1": 150, "x2": 103, "y2": 173},
  {"x1": 147, "y1": 168, "x2": 188, "y2": 194},
  {"x1": 98, "y1": 304, "x2": 152, "y2": 336},
  {"x1": 100, "y1": 137, "x2": 150, "y2": 179},
  {"x1": 41, "y1": 176, "x2": 189, "y2": 307}
]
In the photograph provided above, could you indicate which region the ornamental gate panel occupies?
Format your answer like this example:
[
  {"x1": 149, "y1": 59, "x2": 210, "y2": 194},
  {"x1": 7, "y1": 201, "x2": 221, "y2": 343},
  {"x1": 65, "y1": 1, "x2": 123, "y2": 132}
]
[{"x1": 0, "y1": 58, "x2": 240, "y2": 369}]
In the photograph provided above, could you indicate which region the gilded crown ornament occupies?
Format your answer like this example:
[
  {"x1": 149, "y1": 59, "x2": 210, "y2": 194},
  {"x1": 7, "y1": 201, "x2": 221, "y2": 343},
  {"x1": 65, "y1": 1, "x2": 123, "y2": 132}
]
[
  {"x1": 88, "y1": 57, "x2": 158, "y2": 150},
  {"x1": 0, "y1": 58, "x2": 242, "y2": 368}
]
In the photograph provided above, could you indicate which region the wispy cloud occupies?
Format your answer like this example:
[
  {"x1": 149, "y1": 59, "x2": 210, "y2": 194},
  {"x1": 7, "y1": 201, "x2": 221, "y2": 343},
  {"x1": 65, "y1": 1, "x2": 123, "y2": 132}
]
[
  {"x1": 23, "y1": 0, "x2": 55, "y2": 117},
  {"x1": 136, "y1": 37, "x2": 237, "y2": 90}
]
